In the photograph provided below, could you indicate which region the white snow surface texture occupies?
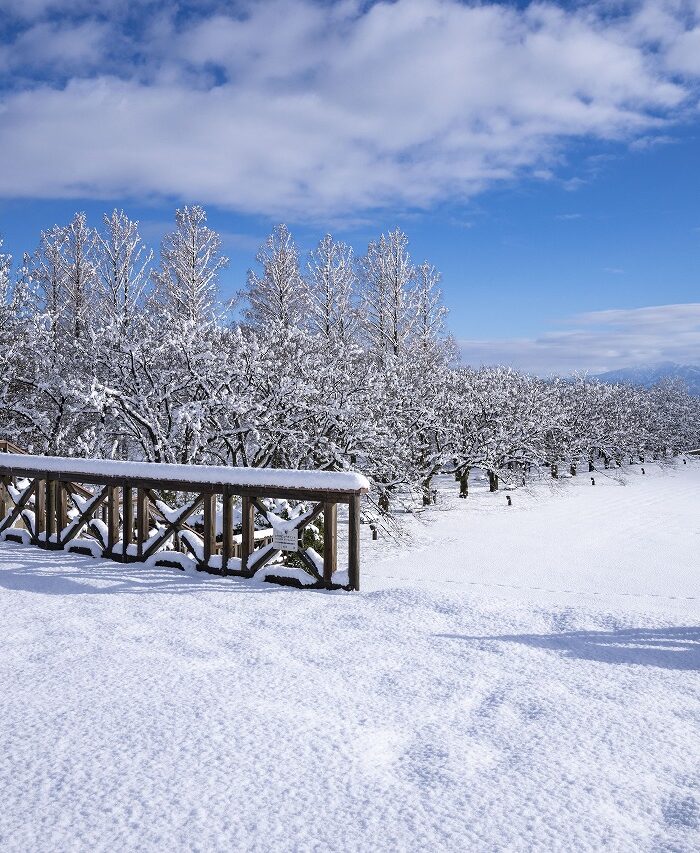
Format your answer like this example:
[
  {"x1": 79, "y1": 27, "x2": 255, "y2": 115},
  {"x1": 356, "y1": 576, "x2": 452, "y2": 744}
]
[
  {"x1": 1, "y1": 460, "x2": 698, "y2": 852},
  {"x1": 0, "y1": 453, "x2": 370, "y2": 492}
]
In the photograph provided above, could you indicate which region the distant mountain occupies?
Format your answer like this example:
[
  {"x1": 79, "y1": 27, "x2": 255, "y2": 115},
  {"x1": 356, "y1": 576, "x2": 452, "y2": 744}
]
[{"x1": 594, "y1": 363, "x2": 700, "y2": 396}]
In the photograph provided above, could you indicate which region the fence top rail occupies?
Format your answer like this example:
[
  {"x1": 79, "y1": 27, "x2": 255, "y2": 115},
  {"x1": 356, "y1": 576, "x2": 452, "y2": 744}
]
[{"x1": 0, "y1": 453, "x2": 370, "y2": 495}]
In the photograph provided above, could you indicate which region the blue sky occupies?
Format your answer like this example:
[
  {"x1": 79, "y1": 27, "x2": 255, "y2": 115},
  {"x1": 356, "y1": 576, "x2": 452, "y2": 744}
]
[{"x1": 0, "y1": 0, "x2": 699, "y2": 373}]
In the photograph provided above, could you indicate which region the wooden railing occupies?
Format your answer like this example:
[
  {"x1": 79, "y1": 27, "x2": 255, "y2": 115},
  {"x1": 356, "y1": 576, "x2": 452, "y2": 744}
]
[
  {"x1": 0, "y1": 440, "x2": 27, "y2": 454},
  {"x1": 0, "y1": 453, "x2": 369, "y2": 590}
]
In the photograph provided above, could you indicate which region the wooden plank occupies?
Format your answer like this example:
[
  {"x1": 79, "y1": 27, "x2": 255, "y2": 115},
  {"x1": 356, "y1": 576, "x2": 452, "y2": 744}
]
[
  {"x1": 107, "y1": 486, "x2": 119, "y2": 553},
  {"x1": 293, "y1": 502, "x2": 325, "y2": 530},
  {"x1": 202, "y1": 493, "x2": 216, "y2": 566},
  {"x1": 221, "y1": 487, "x2": 234, "y2": 570},
  {"x1": 34, "y1": 479, "x2": 45, "y2": 537},
  {"x1": 240, "y1": 495, "x2": 255, "y2": 572},
  {"x1": 122, "y1": 484, "x2": 134, "y2": 561},
  {"x1": 323, "y1": 501, "x2": 337, "y2": 584},
  {"x1": 136, "y1": 488, "x2": 149, "y2": 559},
  {"x1": 246, "y1": 545, "x2": 281, "y2": 575},
  {"x1": 56, "y1": 484, "x2": 68, "y2": 545},
  {"x1": 141, "y1": 495, "x2": 203, "y2": 562},
  {"x1": 0, "y1": 439, "x2": 26, "y2": 454},
  {"x1": 58, "y1": 486, "x2": 110, "y2": 548},
  {"x1": 0, "y1": 475, "x2": 10, "y2": 520},
  {"x1": 297, "y1": 549, "x2": 323, "y2": 583},
  {"x1": 254, "y1": 499, "x2": 324, "y2": 532},
  {"x1": 0, "y1": 479, "x2": 37, "y2": 535},
  {"x1": 348, "y1": 494, "x2": 361, "y2": 592},
  {"x1": 0, "y1": 465, "x2": 365, "y2": 503},
  {"x1": 45, "y1": 480, "x2": 56, "y2": 540}
]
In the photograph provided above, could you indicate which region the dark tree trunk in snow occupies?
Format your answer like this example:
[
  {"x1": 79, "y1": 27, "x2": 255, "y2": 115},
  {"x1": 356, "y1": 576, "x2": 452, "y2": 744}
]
[{"x1": 459, "y1": 468, "x2": 470, "y2": 498}]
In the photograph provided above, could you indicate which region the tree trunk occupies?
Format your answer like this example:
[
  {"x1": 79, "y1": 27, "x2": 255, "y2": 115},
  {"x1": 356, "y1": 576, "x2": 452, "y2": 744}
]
[
  {"x1": 570, "y1": 463, "x2": 576, "y2": 476},
  {"x1": 551, "y1": 462, "x2": 558, "y2": 479},
  {"x1": 421, "y1": 477, "x2": 432, "y2": 506},
  {"x1": 459, "y1": 468, "x2": 470, "y2": 498},
  {"x1": 378, "y1": 492, "x2": 390, "y2": 515},
  {"x1": 488, "y1": 471, "x2": 499, "y2": 492}
]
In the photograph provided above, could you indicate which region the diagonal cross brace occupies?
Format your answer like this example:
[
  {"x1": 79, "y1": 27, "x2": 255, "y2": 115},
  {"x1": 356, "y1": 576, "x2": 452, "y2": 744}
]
[
  {"x1": 141, "y1": 494, "x2": 204, "y2": 561},
  {"x1": 54, "y1": 485, "x2": 111, "y2": 547},
  {"x1": 245, "y1": 500, "x2": 325, "y2": 578},
  {"x1": 0, "y1": 480, "x2": 37, "y2": 534}
]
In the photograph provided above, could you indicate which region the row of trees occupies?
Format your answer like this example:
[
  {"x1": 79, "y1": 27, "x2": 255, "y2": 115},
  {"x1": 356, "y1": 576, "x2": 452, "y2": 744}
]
[{"x1": 1, "y1": 206, "x2": 698, "y2": 514}]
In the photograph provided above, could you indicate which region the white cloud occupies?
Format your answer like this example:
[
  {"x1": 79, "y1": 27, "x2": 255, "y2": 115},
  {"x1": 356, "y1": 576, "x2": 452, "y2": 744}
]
[
  {"x1": 628, "y1": 133, "x2": 676, "y2": 150},
  {"x1": 666, "y1": 26, "x2": 700, "y2": 75},
  {"x1": 459, "y1": 303, "x2": 700, "y2": 375},
  {"x1": 0, "y1": 0, "x2": 698, "y2": 217},
  {"x1": 0, "y1": 21, "x2": 109, "y2": 73}
]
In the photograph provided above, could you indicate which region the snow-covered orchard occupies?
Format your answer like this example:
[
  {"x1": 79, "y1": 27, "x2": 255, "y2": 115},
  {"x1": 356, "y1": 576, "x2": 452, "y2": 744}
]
[
  {"x1": 1, "y1": 205, "x2": 699, "y2": 851},
  {"x1": 0, "y1": 458, "x2": 698, "y2": 851},
  {"x1": 1, "y1": 206, "x2": 699, "y2": 521}
]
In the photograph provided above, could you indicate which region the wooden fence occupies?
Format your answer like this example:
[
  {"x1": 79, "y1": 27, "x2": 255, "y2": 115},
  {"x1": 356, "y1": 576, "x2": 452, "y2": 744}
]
[{"x1": 0, "y1": 452, "x2": 368, "y2": 590}]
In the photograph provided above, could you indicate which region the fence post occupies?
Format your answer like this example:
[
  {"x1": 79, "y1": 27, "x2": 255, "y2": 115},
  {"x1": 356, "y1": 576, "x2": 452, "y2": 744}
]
[
  {"x1": 45, "y1": 479, "x2": 56, "y2": 542},
  {"x1": 0, "y1": 475, "x2": 9, "y2": 520},
  {"x1": 221, "y1": 487, "x2": 233, "y2": 571},
  {"x1": 34, "y1": 479, "x2": 45, "y2": 539},
  {"x1": 136, "y1": 488, "x2": 149, "y2": 560},
  {"x1": 348, "y1": 494, "x2": 361, "y2": 592},
  {"x1": 122, "y1": 484, "x2": 133, "y2": 561},
  {"x1": 241, "y1": 495, "x2": 255, "y2": 573},
  {"x1": 106, "y1": 486, "x2": 119, "y2": 555},
  {"x1": 323, "y1": 501, "x2": 337, "y2": 585},
  {"x1": 56, "y1": 484, "x2": 67, "y2": 545},
  {"x1": 202, "y1": 492, "x2": 216, "y2": 568}
]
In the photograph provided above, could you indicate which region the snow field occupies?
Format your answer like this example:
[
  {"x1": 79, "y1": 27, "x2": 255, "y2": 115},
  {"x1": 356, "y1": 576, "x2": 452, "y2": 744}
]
[
  {"x1": 365, "y1": 459, "x2": 700, "y2": 609},
  {"x1": 0, "y1": 459, "x2": 698, "y2": 852}
]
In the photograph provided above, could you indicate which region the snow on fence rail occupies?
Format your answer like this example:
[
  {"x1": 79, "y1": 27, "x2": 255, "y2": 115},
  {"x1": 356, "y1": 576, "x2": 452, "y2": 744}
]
[{"x1": 0, "y1": 452, "x2": 369, "y2": 590}]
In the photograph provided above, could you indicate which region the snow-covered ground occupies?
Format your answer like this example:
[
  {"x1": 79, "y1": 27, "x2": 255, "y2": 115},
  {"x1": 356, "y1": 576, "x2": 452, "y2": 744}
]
[{"x1": 0, "y1": 459, "x2": 698, "y2": 852}]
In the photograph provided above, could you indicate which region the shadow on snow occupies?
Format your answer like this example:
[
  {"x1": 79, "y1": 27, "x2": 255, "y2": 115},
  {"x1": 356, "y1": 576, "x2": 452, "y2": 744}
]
[
  {"x1": 436, "y1": 626, "x2": 700, "y2": 671},
  {"x1": 0, "y1": 541, "x2": 281, "y2": 596}
]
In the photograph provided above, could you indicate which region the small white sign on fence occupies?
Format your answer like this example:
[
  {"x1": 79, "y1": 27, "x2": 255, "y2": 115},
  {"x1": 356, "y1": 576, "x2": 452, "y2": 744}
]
[{"x1": 272, "y1": 527, "x2": 299, "y2": 552}]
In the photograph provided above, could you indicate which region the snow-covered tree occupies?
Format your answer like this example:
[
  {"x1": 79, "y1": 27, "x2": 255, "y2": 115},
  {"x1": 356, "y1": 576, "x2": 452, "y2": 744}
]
[
  {"x1": 1, "y1": 208, "x2": 698, "y2": 512},
  {"x1": 411, "y1": 260, "x2": 449, "y2": 357},
  {"x1": 152, "y1": 205, "x2": 227, "y2": 324},
  {"x1": 96, "y1": 210, "x2": 153, "y2": 332},
  {"x1": 303, "y1": 234, "x2": 357, "y2": 345},
  {"x1": 29, "y1": 215, "x2": 98, "y2": 342},
  {"x1": 359, "y1": 229, "x2": 415, "y2": 360},
  {"x1": 243, "y1": 225, "x2": 305, "y2": 331}
]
